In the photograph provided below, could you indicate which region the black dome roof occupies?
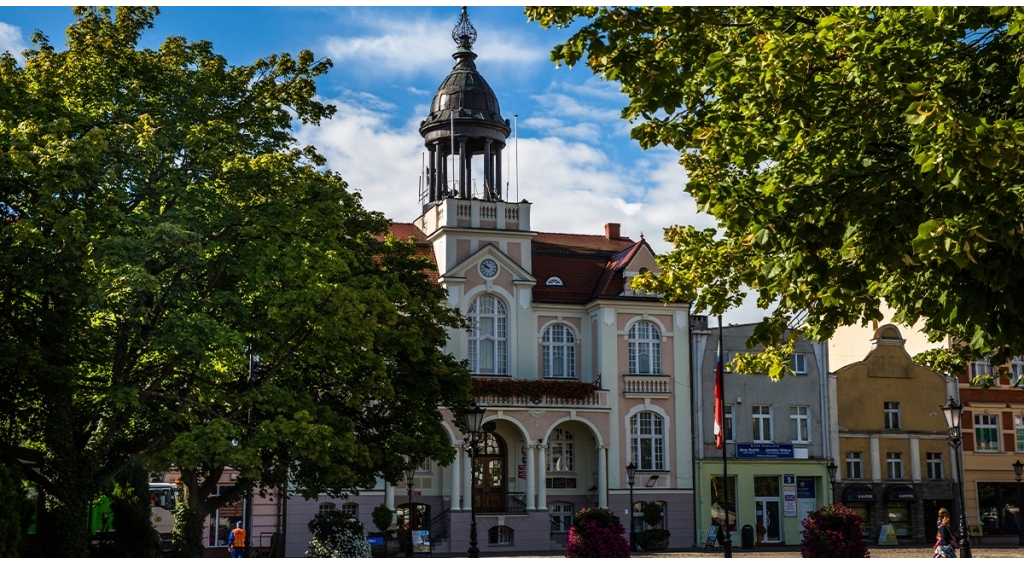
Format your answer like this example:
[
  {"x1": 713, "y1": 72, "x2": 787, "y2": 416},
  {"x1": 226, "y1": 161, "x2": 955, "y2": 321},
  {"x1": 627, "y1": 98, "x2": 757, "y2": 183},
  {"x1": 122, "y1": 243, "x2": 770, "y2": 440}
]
[{"x1": 422, "y1": 49, "x2": 507, "y2": 131}]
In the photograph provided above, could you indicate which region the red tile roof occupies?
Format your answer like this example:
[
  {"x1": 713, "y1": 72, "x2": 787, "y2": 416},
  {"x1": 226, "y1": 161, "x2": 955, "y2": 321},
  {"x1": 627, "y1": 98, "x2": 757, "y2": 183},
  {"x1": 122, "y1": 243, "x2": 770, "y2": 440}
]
[{"x1": 385, "y1": 223, "x2": 439, "y2": 285}]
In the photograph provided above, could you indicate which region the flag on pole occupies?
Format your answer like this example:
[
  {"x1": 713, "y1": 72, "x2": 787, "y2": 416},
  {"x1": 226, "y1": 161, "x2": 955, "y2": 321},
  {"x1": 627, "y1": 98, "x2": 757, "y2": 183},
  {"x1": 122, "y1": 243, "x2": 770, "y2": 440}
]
[{"x1": 714, "y1": 336, "x2": 725, "y2": 450}]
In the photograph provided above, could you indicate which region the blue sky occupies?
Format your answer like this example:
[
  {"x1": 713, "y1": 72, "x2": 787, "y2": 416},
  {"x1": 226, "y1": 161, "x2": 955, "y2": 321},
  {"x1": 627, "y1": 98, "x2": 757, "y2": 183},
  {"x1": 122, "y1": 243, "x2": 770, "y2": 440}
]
[{"x1": 0, "y1": 6, "x2": 765, "y2": 323}]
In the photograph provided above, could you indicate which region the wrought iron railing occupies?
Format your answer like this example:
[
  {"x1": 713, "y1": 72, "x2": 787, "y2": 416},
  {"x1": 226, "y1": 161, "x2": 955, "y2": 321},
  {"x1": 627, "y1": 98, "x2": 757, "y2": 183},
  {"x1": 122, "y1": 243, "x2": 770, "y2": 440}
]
[{"x1": 475, "y1": 492, "x2": 527, "y2": 514}]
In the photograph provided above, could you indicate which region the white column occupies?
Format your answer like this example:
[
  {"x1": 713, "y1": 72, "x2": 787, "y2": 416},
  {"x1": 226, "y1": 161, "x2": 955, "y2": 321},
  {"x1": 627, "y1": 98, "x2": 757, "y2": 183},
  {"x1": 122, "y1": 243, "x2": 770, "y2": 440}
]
[
  {"x1": 462, "y1": 446, "x2": 473, "y2": 511},
  {"x1": 385, "y1": 482, "x2": 396, "y2": 525},
  {"x1": 598, "y1": 446, "x2": 609, "y2": 509},
  {"x1": 910, "y1": 437, "x2": 922, "y2": 482},
  {"x1": 525, "y1": 444, "x2": 536, "y2": 510},
  {"x1": 536, "y1": 444, "x2": 547, "y2": 510},
  {"x1": 870, "y1": 436, "x2": 882, "y2": 482},
  {"x1": 450, "y1": 444, "x2": 462, "y2": 511}
]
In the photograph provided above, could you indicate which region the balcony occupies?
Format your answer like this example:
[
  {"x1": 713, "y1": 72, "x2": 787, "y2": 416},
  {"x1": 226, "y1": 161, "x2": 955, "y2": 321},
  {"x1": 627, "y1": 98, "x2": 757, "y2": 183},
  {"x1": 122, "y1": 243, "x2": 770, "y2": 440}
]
[
  {"x1": 475, "y1": 492, "x2": 527, "y2": 515},
  {"x1": 472, "y1": 377, "x2": 609, "y2": 408},
  {"x1": 622, "y1": 374, "x2": 672, "y2": 397}
]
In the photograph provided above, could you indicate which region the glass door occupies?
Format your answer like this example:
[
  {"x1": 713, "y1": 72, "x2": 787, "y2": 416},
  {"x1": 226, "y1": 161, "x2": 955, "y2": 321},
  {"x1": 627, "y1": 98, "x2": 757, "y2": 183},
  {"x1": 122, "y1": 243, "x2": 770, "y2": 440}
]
[{"x1": 755, "y1": 499, "x2": 782, "y2": 543}]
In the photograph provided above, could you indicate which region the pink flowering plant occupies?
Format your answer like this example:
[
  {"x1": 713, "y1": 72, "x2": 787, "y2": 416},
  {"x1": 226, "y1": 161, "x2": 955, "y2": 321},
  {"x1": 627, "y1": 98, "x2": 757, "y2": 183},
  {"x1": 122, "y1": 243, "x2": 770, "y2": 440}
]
[
  {"x1": 566, "y1": 507, "x2": 631, "y2": 558},
  {"x1": 800, "y1": 504, "x2": 869, "y2": 558}
]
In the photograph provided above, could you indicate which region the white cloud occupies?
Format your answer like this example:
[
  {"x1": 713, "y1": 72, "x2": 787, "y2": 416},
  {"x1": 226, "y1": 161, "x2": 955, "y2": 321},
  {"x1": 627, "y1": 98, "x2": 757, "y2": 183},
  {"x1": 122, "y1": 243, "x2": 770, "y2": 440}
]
[
  {"x1": 320, "y1": 13, "x2": 545, "y2": 79},
  {"x1": 0, "y1": 22, "x2": 26, "y2": 62}
]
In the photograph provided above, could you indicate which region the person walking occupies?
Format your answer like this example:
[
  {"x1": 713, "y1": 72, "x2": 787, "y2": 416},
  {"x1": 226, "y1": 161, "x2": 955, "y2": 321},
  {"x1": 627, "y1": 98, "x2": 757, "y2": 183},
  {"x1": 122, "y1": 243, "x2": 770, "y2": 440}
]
[
  {"x1": 229, "y1": 521, "x2": 247, "y2": 558},
  {"x1": 935, "y1": 508, "x2": 957, "y2": 558}
]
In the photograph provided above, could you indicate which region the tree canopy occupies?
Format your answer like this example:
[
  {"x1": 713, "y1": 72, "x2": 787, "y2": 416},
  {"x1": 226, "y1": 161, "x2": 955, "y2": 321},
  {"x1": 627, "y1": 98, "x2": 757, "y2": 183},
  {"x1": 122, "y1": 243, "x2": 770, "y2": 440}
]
[
  {"x1": 0, "y1": 7, "x2": 471, "y2": 556},
  {"x1": 528, "y1": 7, "x2": 1024, "y2": 379}
]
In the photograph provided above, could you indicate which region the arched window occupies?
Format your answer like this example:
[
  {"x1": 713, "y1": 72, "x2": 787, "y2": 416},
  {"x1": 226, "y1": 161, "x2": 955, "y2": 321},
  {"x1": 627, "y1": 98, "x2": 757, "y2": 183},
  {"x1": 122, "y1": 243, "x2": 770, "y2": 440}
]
[
  {"x1": 548, "y1": 428, "x2": 574, "y2": 472},
  {"x1": 628, "y1": 321, "x2": 661, "y2": 374},
  {"x1": 542, "y1": 324, "x2": 576, "y2": 379},
  {"x1": 630, "y1": 411, "x2": 665, "y2": 471},
  {"x1": 340, "y1": 503, "x2": 358, "y2": 517},
  {"x1": 488, "y1": 525, "x2": 514, "y2": 546},
  {"x1": 468, "y1": 295, "x2": 507, "y2": 375},
  {"x1": 318, "y1": 502, "x2": 336, "y2": 515},
  {"x1": 545, "y1": 276, "x2": 564, "y2": 286},
  {"x1": 550, "y1": 502, "x2": 574, "y2": 532}
]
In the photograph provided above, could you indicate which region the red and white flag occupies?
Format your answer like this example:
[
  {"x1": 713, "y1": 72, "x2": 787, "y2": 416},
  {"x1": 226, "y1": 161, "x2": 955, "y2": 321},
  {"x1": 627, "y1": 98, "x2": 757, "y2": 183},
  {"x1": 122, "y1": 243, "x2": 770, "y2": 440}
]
[{"x1": 713, "y1": 337, "x2": 725, "y2": 450}]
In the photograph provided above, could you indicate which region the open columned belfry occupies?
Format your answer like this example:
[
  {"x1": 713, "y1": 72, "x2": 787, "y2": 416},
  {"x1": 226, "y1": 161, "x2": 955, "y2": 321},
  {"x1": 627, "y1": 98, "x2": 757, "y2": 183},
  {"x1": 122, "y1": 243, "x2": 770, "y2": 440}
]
[{"x1": 419, "y1": 7, "x2": 511, "y2": 207}]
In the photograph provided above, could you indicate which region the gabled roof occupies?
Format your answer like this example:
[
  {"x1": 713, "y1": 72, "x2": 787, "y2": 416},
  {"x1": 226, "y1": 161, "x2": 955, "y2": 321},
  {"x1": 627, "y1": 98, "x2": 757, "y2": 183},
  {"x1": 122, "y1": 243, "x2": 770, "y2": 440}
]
[{"x1": 533, "y1": 232, "x2": 658, "y2": 304}]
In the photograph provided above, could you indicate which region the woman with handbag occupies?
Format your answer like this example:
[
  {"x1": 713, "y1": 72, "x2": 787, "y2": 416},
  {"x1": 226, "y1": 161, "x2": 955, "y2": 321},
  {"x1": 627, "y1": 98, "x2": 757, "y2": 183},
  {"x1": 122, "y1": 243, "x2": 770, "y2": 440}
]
[{"x1": 934, "y1": 509, "x2": 957, "y2": 558}]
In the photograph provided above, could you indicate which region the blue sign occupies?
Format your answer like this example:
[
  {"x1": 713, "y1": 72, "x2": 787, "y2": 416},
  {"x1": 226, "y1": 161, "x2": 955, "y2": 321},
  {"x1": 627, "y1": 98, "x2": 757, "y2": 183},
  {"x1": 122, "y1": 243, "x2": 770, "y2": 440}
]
[
  {"x1": 367, "y1": 536, "x2": 385, "y2": 547},
  {"x1": 784, "y1": 474, "x2": 795, "y2": 484},
  {"x1": 736, "y1": 443, "x2": 795, "y2": 459},
  {"x1": 797, "y1": 477, "x2": 815, "y2": 498}
]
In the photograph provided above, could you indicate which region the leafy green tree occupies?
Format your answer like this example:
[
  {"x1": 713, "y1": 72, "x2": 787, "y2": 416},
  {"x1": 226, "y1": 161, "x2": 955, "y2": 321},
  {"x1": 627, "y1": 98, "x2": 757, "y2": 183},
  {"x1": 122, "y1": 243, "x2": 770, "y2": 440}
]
[
  {"x1": 0, "y1": 463, "x2": 34, "y2": 557},
  {"x1": 94, "y1": 460, "x2": 157, "y2": 558},
  {"x1": 0, "y1": 7, "x2": 471, "y2": 557},
  {"x1": 528, "y1": 7, "x2": 1024, "y2": 378}
]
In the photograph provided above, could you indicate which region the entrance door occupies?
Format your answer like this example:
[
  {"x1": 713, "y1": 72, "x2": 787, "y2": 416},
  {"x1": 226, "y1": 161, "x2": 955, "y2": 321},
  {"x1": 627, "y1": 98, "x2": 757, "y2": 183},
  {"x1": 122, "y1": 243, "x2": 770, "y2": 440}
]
[
  {"x1": 755, "y1": 498, "x2": 782, "y2": 543},
  {"x1": 473, "y1": 432, "x2": 507, "y2": 513},
  {"x1": 798, "y1": 498, "x2": 817, "y2": 538}
]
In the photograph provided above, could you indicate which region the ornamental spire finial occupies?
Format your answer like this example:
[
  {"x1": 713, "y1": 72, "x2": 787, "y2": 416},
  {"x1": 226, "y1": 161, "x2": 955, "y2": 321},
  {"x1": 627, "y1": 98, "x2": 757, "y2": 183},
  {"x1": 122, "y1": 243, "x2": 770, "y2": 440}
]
[{"x1": 452, "y1": 6, "x2": 477, "y2": 51}]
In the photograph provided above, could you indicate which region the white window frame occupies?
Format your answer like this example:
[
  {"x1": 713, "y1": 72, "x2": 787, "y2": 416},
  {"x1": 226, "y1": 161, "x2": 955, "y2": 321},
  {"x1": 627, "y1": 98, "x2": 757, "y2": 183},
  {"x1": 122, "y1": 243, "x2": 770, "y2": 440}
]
[
  {"x1": 884, "y1": 402, "x2": 901, "y2": 430},
  {"x1": 887, "y1": 452, "x2": 904, "y2": 480},
  {"x1": 972, "y1": 357, "x2": 992, "y2": 379},
  {"x1": 628, "y1": 321, "x2": 662, "y2": 375},
  {"x1": 542, "y1": 324, "x2": 577, "y2": 379},
  {"x1": 488, "y1": 525, "x2": 514, "y2": 546},
  {"x1": 1011, "y1": 357, "x2": 1024, "y2": 388},
  {"x1": 468, "y1": 295, "x2": 507, "y2": 375},
  {"x1": 791, "y1": 353, "x2": 807, "y2": 375},
  {"x1": 630, "y1": 411, "x2": 666, "y2": 471},
  {"x1": 846, "y1": 452, "x2": 863, "y2": 480},
  {"x1": 974, "y1": 414, "x2": 1000, "y2": 452},
  {"x1": 752, "y1": 405, "x2": 773, "y2": 443},
  {"x1": 416, "y1": 458, "x2": 431, "y2": 473},
  {"x1": 548, "y1": 428, "x2": 575, "y2": 472},
  {"x1": 724, "y1": 404, "x2": 734, "y2": 443},
  {"x1": 926, "y1": 453, "x2": 943, "y2": 480},
  {"x1": 790, "y1": 406, "x2": 810, "y2": 443},
  {"x1": 718, "y1": 350, "x2": 733, "y2": 373},
  {"x1": 1016, "y1": 415, "x2": 1024, "y2": 453},
  {"x1": 318, "y1": 502, "x2": 336, "y2": 515},
  {"x1": 550, "y1": 502, "x2": 574, "y2": 533}
]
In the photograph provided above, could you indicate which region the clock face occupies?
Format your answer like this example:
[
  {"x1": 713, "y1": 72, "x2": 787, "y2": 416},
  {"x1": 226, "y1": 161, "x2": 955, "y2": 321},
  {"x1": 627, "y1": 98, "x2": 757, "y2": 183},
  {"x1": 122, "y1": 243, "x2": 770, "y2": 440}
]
[{"x1": 479, "y1": 258, "x2": 498, "y2": 278}]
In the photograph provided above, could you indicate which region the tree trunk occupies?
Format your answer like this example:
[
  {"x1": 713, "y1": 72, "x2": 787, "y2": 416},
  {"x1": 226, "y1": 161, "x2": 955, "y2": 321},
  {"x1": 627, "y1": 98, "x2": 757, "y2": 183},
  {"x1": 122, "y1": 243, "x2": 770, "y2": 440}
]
[
  {"x1": 171, "y1": 475, "x2": 209, "y2": 558},
  {"x1": 45, "y1": 490, "x2": 91, "y2": 557}
]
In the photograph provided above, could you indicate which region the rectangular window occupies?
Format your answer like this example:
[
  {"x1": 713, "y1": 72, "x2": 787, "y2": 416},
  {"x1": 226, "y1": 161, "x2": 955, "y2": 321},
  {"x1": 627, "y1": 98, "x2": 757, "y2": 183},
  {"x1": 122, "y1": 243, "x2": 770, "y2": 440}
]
[
  {"x1": 791, "y1": 353, "x2": 807, "y2": 375},
  {"x1": 884, "y1": 402, "x2": 900, "y2": 430},
  {"x1": 789, "y1": 406, "x2": 810, "y2": 443},
  {"x1": 1011, "y1": 357, "x2": 1024, "y2": 388},
  {"x1": 724, "y1": 405, "x2": 734, "y2": 443},
  {"x1": 975, "y1": 414, "x2": 1000, "y2": 452},
  {"x1": 846, "y1": 452, "x2": 862, "y2": 480},
  {"x1": 886, "y1": 452, "x2": 903, "y2": 480},
  {"x1": 926, "y1": 453, "x2": 943, "y2": 479},
  {"x1": 1016, "y1": 415, "x2": 1024, "y2": 453},
  {"x1": 752, "y1": 405, "x2": 772, "y2": 443},
  {"x1": 717, "y1": 351, "x2": 733, "y2": 373},
  {"x1": 550, "y1": 503, "x2": 574, "y2": 533},
  {"x1": 971, "y1": 358, "x2": 992, "y2": 380}
]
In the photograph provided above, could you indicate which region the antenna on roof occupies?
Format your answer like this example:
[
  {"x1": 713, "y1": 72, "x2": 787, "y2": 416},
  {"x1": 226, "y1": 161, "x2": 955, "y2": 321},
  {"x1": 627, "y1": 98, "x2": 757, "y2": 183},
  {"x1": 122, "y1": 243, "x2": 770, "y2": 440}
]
[{"x1": 514, "y1": 114, "x2": 519, "y2": 202}]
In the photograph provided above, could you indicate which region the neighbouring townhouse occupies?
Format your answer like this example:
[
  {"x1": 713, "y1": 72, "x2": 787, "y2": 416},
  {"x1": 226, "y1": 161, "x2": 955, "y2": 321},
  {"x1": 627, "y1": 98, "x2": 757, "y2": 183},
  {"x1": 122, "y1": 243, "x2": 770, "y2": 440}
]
[
  {"x1": 282, "y1": 10, "x2": 697, "y2": 555},
  {"x1": 832, "y1": 324, "x2": 959, "y2": 543},
  {"x1": 691, "y1": 322, "x2": 833, "y2": 547}
]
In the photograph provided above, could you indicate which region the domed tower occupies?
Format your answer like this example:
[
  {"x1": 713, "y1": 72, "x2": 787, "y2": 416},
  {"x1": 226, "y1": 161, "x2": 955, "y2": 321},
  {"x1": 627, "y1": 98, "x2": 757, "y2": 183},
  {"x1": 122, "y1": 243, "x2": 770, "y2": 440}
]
[{"x1": 420, "y1": 7, "x2": 511, "y2": 208}]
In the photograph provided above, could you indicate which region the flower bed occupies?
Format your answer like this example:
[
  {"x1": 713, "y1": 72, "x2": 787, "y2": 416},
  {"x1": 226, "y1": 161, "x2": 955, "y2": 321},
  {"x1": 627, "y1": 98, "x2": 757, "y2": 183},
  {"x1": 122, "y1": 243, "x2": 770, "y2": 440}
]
[{"x1": 471, "y1": 377, "x2": 599, "y2": 402}]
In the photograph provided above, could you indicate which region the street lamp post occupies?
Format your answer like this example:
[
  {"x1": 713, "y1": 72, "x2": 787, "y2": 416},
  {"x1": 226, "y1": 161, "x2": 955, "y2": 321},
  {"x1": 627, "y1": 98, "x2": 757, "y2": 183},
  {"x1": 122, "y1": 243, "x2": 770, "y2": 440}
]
[
  {"x1": 404, "y1": 462, "x2": 416, "y2": 558},
  {"x1": 1013, "y1": 459, "x2": 1023, "y2": 547},
  {"x1": 941, "y1": 396, "x2": 972, "y2": 558},
  {"x1": 826, "y1": 461, "x2": 838, "y2": 505},
  {"x1": 463, "y1": 404, "x2": 486, "y2": 559},
  {"x1": 626, "y1": 462, "x2": 637, "y2": 552}
]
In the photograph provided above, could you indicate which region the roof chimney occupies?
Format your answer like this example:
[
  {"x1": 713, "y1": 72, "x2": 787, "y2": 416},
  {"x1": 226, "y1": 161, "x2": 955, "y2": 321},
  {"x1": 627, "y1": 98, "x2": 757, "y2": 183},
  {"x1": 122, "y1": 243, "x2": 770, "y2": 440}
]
[{"x1": 604, "y1": 223, "x2": 620, "y2": 240}]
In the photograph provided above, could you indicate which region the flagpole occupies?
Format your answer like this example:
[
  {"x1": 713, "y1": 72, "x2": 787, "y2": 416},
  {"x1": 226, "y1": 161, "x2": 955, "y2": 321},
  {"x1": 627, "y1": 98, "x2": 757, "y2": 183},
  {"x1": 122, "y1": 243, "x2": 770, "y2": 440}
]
[{"x1": 719, "y1": 314, "x2": 732, "y2": 557}]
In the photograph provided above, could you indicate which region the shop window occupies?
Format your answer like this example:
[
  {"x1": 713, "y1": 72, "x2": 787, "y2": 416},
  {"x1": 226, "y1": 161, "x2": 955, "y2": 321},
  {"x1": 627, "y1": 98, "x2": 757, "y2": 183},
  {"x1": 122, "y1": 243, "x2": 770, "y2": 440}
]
[
  {"x1": 752, "y1": 405, "x2": 772, "y2": 442},
  {"x1": 548, "y1": 428, "x2": 574, "y2": 472},
  {"x1": 926, "y1": 453, "x2": 943, "y2": 480},
  {"x1": 846, "y1": 452, "x2": 863, "y2": 480},
  {"x1": 754, "y1": 475, "x2": 780, "y2": 497},
  {"x1": 628, "y1": 321, "x2": 662, "y2": 374},
  {"x1": 488, "y1": 525, "x2": 514, "y2": 546},
  {"x1": 710, "y1": 475, "x2": 737, "y2": 533},
  {"x1": 542, "y1": 324, "x2": 577, "y2": 379},
  {"x1": 887, "y1": 502, "x2": 912, "y2": 537},
  {"x1": 977, "y1": 482, "x2": 1021, "y2": 535},
  {"x1": 886, "y1": 452, "x2": 903, "y2": 480},
  {"x1": 318, "y1": 502, "x2": 336, "y2": 515},
  {"x1": 789, "y1": 406, "x2": 810, "y2": 443},
  {"x1": 884, "y1": 402, "x2": 900, "y2": 430},
  {"x1": 629, "y1": 411, "x2": 665, "y2": 471},
  {"x1": 550, "y1": 503, "x2": 573, "y2": 533},
  {"x1": 974, "y1": 414, "x2": 1000, "y2": 452}
]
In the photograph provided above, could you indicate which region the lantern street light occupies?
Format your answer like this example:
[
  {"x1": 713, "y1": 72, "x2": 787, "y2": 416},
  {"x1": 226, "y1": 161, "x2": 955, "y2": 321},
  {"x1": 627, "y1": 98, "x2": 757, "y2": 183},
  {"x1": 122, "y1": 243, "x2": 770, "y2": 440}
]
[
  {"x1": 1013, "y1": 459, "x2": 1023, "y2": 547},
  {"x1": 403, "y1": 458, "x2": 417, "y2": 558},
  {"x1": 940, "y1": 396, "x2": 972, "y2": 558},
  {"x1": 626, "y1": 462, "x2": 637, "y2": 552},
  {"x1": 826, "y1": 460, "x2": 838, "y2": 505},
  {"x1": 463, "y1": 404, "x2": 486, "y2": 558}
]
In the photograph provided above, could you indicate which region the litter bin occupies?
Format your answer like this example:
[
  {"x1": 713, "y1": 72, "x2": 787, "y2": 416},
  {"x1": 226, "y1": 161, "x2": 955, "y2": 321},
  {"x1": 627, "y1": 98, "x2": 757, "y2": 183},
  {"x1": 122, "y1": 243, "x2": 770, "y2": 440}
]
[{"x1": 741, "y1": 524, "x2": 754, "y2": 549}]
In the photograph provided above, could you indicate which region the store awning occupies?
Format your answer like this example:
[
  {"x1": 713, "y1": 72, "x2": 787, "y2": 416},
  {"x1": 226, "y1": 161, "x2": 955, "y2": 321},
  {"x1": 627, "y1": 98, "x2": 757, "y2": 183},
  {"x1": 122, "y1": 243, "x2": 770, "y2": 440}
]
[
  {"x1": 885, "y1": 485, "x2": 915, "y2": 501},
  {"x1": 842, "y1": 485, "x2": 875, "y2": 502}
]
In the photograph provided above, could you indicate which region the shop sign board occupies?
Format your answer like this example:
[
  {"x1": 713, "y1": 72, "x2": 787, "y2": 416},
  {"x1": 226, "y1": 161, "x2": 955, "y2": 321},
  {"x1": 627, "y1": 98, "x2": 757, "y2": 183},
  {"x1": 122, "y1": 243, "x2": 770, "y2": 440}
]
[
  {"x1": 783, "y1": 485, "x2": 798, "y2": 517},
  {"x1": 736, "y1": 443, "x2": 794, "y2": 459}
]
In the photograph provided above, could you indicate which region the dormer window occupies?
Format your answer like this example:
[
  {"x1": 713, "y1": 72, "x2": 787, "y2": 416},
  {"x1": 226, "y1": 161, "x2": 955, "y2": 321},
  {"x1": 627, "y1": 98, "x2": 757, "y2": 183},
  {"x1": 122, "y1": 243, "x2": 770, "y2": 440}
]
[{"x1": 545, "y1": 277, "x2": 564, "y2": 287}]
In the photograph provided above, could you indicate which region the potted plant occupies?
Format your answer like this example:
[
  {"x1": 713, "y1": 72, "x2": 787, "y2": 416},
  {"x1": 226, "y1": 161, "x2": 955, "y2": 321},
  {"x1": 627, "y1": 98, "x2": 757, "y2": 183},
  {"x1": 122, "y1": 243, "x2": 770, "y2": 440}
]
[
  {"x1": 305, "y1": 512, "x2": 371, "y2": 558},
  {"x1": 368, "y1": 504, "x2": 400, "y2": 558},
  {"x1": 565, "y1": 507, "x2": 630, "y2": 558},
  {"x1": 799, "y1": 504, "x2": 870, "y2": 558},
  {"x1": 636, "y1": 503, "x2": 670, "y2": 551},
  {"x1": 756, "y1": 523, "x2": 766, "y2": 544}
]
